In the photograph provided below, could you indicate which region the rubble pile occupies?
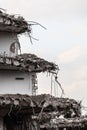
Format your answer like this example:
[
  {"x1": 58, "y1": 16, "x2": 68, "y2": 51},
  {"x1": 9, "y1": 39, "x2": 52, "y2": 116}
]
[
  {"x1": 0, "y1": 10, "x2": 31, "y2": 34},
  {"x1": 39, "y1": 116, "x2": 87, "y2": 129},
  {"x1": 0, "y1": 94, "x2": 86, "y2": 129},
  {"x1": 0, "y1": 94, "x2": 81, "y2": 114},
  {"x1": 0, "y1": 54, "x2": 58, "y2": 73}
]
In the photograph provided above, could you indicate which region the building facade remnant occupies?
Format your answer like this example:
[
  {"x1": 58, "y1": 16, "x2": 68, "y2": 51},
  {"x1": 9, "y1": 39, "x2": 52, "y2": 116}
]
[{"x1": 0, "y1": 10, "x2": 58, "y2": 95}]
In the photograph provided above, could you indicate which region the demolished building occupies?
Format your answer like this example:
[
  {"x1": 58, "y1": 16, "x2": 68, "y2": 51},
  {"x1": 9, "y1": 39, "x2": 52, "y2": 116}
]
[
  {"x1": 0, "y1": 9, "x2": 87, "y2": 130},
  {"x1": 1, "y1": 94, "x2": 87, "y2": 130}
]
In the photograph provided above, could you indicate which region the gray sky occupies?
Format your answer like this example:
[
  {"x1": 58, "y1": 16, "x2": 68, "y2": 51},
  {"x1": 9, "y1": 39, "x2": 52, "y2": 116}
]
[{"x1": 1, "y1": 0, "x2": 87, "y2": 111}]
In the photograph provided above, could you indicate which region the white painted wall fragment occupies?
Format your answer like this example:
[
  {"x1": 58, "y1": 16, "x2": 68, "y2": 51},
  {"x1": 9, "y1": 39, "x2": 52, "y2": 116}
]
[
  {"x1": 0, "y1": 70, "x2": 37, "y2": 95},
  {"x1": 0, "y1": 32, "x2": 20, "y2": 57}
]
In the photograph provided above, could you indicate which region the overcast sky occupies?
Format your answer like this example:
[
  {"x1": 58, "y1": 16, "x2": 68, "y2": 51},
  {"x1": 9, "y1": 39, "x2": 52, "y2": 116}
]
[{"x1": 0, "y1": 0, "x2": 87, "y2": 112}]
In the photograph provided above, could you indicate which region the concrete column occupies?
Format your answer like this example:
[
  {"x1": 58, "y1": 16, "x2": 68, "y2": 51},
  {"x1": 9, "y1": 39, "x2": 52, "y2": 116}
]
[
  {"x1": 63, "y1": 128, "x2": 66, "y2": 130},
  {"x1": 0, "y1": 117, "x2": 3, "y2": 130}
]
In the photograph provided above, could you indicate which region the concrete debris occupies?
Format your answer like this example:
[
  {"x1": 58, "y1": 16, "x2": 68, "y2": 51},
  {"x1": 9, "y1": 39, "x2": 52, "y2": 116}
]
[
  {"x1": 0, "y1": 10, "x2": 30, "y2": 34},
  {"x1": 1, "y1": 94, "x2": 87, "y2": 129},
  {"x1": 0, "y1": 94, "x2": 81, "y2": 117},
  {"x1": 39, "y1": 116, "x2": 87, "y2": 128},
  {"x1": 0, "y1": 53, "x2": 58, "y2": 73}
]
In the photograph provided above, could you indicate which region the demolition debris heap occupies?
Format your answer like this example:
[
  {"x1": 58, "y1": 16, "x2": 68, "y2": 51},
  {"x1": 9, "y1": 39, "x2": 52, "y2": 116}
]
[
  {"x1": 0, "y1": 9, "x2": 30, "y2": 33},
  {"x1": 1, "y1": 94, "x2": 87, "y2": 130}
]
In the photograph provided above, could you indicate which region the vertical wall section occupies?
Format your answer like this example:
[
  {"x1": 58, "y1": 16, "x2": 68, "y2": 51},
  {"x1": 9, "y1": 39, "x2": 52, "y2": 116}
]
[{"x1": 0, "y1": 70, "x2": 38, "y2": 95}]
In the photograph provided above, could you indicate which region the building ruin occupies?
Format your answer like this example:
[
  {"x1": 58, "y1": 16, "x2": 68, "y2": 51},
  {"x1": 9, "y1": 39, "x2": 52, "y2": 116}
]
[{"x1": 0, "y1": 9, "x2": 86, "y2": 130}]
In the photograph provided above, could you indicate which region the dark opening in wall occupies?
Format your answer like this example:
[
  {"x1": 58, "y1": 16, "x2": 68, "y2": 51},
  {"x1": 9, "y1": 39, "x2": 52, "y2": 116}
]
[{"x1": 15, "y1": 78, "x2": 24, "y2": 80}]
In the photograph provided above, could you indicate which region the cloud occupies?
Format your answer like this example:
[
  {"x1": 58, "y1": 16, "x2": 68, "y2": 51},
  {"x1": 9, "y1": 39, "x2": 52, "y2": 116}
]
[
  {"x1": 1, "y1": 0, "x2": 87, "y2": 21},
  {"x1": 57, "y1": 45, "x2": 87, "y2": 107},
  {"x1": 58, "y1": 46, "x2": 86, "y2": 64},
  {"x1": 58, "y1": 44, "x2": 87, "y2": 64}
]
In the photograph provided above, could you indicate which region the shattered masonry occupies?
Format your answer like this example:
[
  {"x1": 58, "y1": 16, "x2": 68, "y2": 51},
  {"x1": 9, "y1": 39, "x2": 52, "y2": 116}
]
[
  {"x1": 1, "y1": 94, "x2": 86, "y2": 130},
  {"x1": 0, "y1": 10, "x2": 30, "y2": 34},
  {"x1": 0, "y1": 53, "x2": 58, "y2": 73}
]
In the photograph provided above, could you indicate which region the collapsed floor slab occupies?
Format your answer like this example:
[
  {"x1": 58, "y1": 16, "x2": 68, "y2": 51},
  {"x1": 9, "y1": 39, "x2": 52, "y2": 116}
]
[{"x1": 0, "y1": 94, "x2": 86, "y2": 130}]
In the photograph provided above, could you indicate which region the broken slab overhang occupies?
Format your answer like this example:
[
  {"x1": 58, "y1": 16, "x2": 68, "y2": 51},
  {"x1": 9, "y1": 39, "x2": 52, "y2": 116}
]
[
  {"x1": 0, "y1": 94, "x2": 85, "y2": 129},
  {"x1": 0, "y1": 94, "x2": 81, "y2": 117},
  {"x1": 0, "y1": 10, "x2": 30, "y2": 34},
  {"x1": 0, "y1": 53, "x2": 58, "y2": 73}
]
